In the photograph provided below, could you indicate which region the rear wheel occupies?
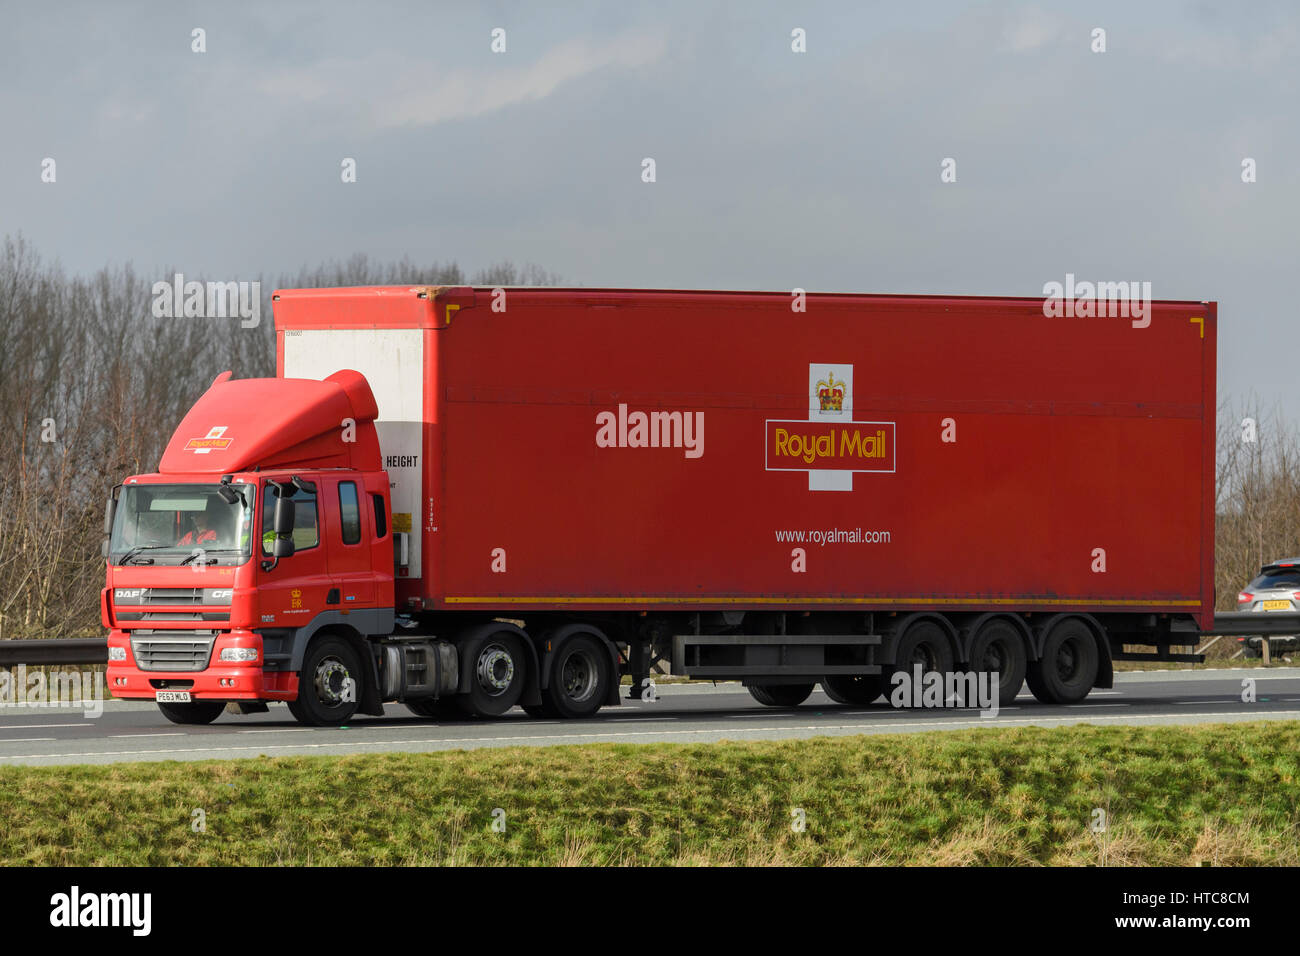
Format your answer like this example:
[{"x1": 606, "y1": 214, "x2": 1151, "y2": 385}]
[
  {"x1": 967, "y1": 619, "x2": 1028, "y2": 706},
  {"x1": 289, "y1": 635, "x2": 362, "y2": 726},
  {"x1": 883, "y1": 620, "x2": 954, "y2": 706},
  {"x1": 458, "y1": 630, "x2": 527, "y2": 717},
  {"x1": 542, "y1": 635, "x2": 610, "y2": 719},
  {"x1": 748, "y1": 683, "x2": 814, "y2": 707},
  {"x1": 821, "y1": 674, "x2": 886, "y2": 705},
  {"x1": 157, "y1": 701, "x2": 225, "y2": 725},
  {"x1": 1026, "y1": 618, "x2": 1099, "y2": 705}
]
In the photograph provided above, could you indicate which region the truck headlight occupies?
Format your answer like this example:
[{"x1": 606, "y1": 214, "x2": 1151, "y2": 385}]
[
  {"x1": 108, "y1": 647, "x2": 126, "y2": 661},
  {"x1": 220, "y1": 647, "x2": 259, "y2": 662}
]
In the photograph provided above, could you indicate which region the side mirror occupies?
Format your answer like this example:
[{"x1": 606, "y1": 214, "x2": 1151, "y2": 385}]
[
  {"x1": 102, "y1": 490, "x2": 118, "y2": 559},
  {"x1": 273, "y1": 536, "x2": 295, "y2": 558},
  {"x1": 273, "y1": 495, "x2": 296, "y2": 536}
]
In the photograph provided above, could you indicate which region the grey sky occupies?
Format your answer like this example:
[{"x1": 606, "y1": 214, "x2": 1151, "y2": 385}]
[{"x1": 2, "y1": 1, "x2": 1297, "y2": 408}]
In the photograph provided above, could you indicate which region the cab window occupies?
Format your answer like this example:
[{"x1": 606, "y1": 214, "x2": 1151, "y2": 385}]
[
  {"x1": 261, "y1": 485, "x2": 319, "y2": 554},
  {"x1": 339, "y1": 482, "x2": 361, "y2": 545}
]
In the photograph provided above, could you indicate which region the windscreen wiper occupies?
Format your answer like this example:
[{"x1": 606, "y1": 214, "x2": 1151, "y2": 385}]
[
  {"x1": 118, "y1": 545, "x2": 170, "y2": 565},
  {"x1": 180, "y1": 550, "x2": 221, "y2": 566}
]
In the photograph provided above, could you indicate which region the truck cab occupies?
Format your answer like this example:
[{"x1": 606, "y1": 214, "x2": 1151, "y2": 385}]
[{"x1": 104, "y1": 369, "x2": 398, "y2": 725}]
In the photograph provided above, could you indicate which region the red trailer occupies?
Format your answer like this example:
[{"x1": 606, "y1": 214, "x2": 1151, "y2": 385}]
[{"x1": 103, "y1": 287, "x2": 1216, "y2": 725}]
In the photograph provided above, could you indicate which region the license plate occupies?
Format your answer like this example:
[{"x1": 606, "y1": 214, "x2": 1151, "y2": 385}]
[
  {"x1": 1262, "y1": 600, "x2": 1292, "y2": 610},
  {"x1": 156, "y1": 691, "x2": 192, "y2": 703}
]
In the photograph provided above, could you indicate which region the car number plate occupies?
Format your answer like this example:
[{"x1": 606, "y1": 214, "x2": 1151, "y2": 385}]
[
  {"x1": 155, "y1": 691, "x2": 192, "y2": 703},
  {"x1": 1262, "y1": 600, "x2": 1291, "y2": 610}
]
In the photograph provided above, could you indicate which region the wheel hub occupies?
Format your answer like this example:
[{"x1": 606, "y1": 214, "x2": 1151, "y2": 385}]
[
  {"x1": 314, "y1": 657, "x2": 350, "y2": 705},
  {"x1": 561, "y1": 651, "x2": 596, "y2": 701},
  {"x1": 477, "y1": 645, "x2": 515, "y2": 695}
]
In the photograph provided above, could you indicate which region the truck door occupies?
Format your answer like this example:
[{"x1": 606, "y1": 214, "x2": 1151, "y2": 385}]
[
  {"x1": 325, "y1": 477, "x2": 377, "y2": 609},
  {"x1": 257, "y1": 480, "x2": 332, "y2": 629}
]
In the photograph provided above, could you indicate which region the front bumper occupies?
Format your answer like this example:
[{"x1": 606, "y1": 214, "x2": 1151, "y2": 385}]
[{"x1": 105, "y1": 628, "x2": 298, "y2": 701}]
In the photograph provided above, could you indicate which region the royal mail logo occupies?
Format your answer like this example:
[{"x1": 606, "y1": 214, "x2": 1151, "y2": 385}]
[
  {"x1": 185, "y1": 426, "x2": 232, "y2": 453},
  {"x1": 816, "y1": 373, "x2": 845, "y2": 414},
  {"x1": 767, "y1": 363, "x2": 896, "y2": 489},
  {"x1": 766, "y1": 421, "x2": 895, "y2": 472}
]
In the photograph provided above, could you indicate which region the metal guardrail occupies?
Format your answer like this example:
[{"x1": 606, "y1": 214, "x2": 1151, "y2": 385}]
[
  {"x1": 0, "y1": 638, "x2": 108, "y2": 666},
  {"x1": 1201, "y1": 612, "x2": 1300, "y2": 636}
]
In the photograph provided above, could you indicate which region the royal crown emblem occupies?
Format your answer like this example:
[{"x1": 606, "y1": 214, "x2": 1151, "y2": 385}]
[{"x1": 816, "y1": 373, "x2": 845, "y2": 414}]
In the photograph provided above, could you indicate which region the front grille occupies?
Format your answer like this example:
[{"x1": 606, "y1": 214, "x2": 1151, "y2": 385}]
[
  {"x1": 130, "y1": 631, "x2": 217, "y2": 672},
  {"x1": 117, "y1": 611, "x2": 230, "y2": 622},
  {"x1": 113, "y1": 587, "x2": 232, "y2": 607}
]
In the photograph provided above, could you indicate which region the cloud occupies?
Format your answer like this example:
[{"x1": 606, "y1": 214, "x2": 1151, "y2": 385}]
[
  {"x1": 372, "y1": 30, "x2": 668, "y2": 129},
  {"x1": 1001, "y1": 7, "x2": 1062, "y2": 53}
]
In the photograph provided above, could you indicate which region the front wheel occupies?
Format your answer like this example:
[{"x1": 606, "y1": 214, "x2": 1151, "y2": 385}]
[
  {"x1": 157, "y1": 701, "x2": 226, "y2": 725},
  {"x1": 289, "y1": 635, "x2": 363, "y2": 726}
]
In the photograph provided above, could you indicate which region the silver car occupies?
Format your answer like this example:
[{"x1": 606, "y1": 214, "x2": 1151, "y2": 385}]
[{"x1": 1235, "y1": 559, "x2": 1300, "y2": 657}]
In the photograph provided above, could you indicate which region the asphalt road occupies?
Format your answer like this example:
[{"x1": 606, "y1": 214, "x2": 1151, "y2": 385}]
[{"x1": 2, "y1": 668, "x2": 1299, "y2": 766}]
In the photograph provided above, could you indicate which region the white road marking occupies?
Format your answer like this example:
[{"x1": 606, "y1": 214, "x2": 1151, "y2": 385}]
[
  {"x1": 237, "y1": 727, "x2": 320, "y2": 734},
  {"x1": 108, "y1": 733, "x2": 185, "y2": 738},
  {"x1": 1067, "y1": 703, "x2": 1129, "y2": 708},
  {"x1": 6, "y1": 710, "x2": 1300, "y2": 761},
  {"x1": 0, "y1": 723, "x2": 87, "y2": 730}
]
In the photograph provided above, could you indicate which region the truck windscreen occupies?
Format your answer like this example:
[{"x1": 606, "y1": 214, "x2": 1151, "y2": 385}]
[{"x1": 109, "y1": 483, "x2": 255, "y2": 566}]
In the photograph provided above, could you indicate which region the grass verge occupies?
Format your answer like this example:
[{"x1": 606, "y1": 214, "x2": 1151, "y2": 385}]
[{"x1": 2, "y1": 722, "x2": 1298, "y2": 866}]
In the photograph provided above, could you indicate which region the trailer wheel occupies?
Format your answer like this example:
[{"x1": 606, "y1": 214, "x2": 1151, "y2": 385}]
[
  {"x1": 884, "y1": 620, "x2": 955, "y2": 706},
  {"x1": 749, "y1": 683, "x2": 814, "y2": 707},
  {"x1": 543, "y1": 635, "x2": 610, "y2": 719},
  {"x1": 288, "y1": 634, "x2": 362, "y2": 726},
  {"x1": 967, "y1": 619, "x2": 1028, "y2": 706},
  {"x1": 157, "y1": 701, "x2": 226, "y2": 725},
  {"x1": 458, "y1": 630, "x2": 527, "y2": 717},
  {"x1": 1026, "y1": 619, "x2": 1098, "y2": 705},
  {"x1": 821, "y1": 675, "x2": 886, "y2": 705}
]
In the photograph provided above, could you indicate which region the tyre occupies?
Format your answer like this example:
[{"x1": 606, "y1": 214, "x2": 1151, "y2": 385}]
[
  {"x1": 157, "y1": 700, "x2": 225, "y2": 725},
  {"x1": 288, "y1": 634, "x2": 363, "y2": 726},
  {"x1": 748, "y1": 683, "x2": 814, "y2": 707},
  {"x1": 458, "y1": 630, "x2": 527, "y2": 717},
  {"x1": 883, "y1": 620, "x2": 955, "y2": 706},
  {"x1": 522, "y1": 702, "x2": 557, "y2": 718},
  {"x1": 1025, "y1": 618, "x2": 1099, "y2": 705},
  {"x1": 967, "y1": 618, "x2": 1029, "y2": 706},
  {"x1": 542, "y1": 634, "x2": 610, "y2": 719},
  {"x1": 821, "y1": 674, "x2": 886, "y2": 705}
]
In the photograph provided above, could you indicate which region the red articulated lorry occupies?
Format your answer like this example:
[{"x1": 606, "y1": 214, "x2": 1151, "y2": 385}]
[{"x1": 103, "y1": 287, "x2": 1217, "y2": 725}]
